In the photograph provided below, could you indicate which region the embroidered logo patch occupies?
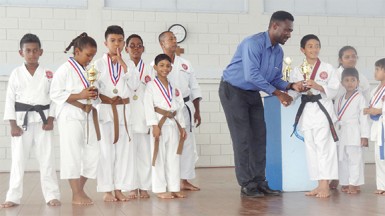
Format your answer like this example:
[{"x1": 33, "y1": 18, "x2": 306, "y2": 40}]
[
  {"x1": 182, "y1": 63, "x2": 188, "y2": 70},
  {"x1": 46, "y1": 70, "x2": 53, "y2": 79},
  {"x1": 320, "y1": 71, "x2": 328, "y2": 80},
  {"x1": 145, "y1": 75, "x2": 151, "y2": 83},
  {"x1": 176, "y1": 89, "x2": 180, "y2": 97}
]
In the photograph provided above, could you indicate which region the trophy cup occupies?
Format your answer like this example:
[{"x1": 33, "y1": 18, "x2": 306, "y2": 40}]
[
  {"x1": 300, "y1": 58, "x2": 312, "y2": 95},
  {"x1": 283, "y1": 57, "x2": 292, "y2": 81},
  {"x1": 85, "y1": 64, "x2": 99, "y2": 104}
]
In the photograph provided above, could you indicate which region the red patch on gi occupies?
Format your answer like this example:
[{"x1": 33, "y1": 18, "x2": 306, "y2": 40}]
[
  {"x1": 46, "y1": 70, "x2": 53, "y2": 79},
  {"x1": 382, "y1": 95, "x2": 385, "y2": 101},
  {"x1": 175, "y1": 89, "x2": 180, "y2": 97},
  {"x1": 145, "y1": 75, "x2": 151, "y2": 83},
  {"x1": 182, "y1": 64, "x2": 188, "y2": 70},
  {"x1": 319, "y1": 71, "x2": 328, "y2": 80}
]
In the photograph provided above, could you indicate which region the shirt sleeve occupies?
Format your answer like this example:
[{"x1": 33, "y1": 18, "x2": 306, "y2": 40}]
[
  {"x1": 3, "y1": 71, "x2": 17, "y2": 121},
  {"x1": 187, "y1": 63, "x2": 202, "y2": 101},
  {"x1": 123, "y1": 62, "x2": 140, "y2": 91},
  {"x1": 321, "y1": 65, "x2": 340, "y2": 100},
  {"x1": 144, "y1": 82, "x2": 158, "y2": 126},
  {"x1": 242, "y1": 40, "x2": 280, "y2": 95},
  {"x1": 50, "y1": 66, "x2": 71, "y2": 106},
  {"x1": 360, "y1": 95, "x2": 370, "y2": 138}
]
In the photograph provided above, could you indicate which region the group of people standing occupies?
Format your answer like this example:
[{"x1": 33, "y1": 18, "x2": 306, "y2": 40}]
[{"x1": 1, "y1": 25, "x2": 202, "y2": 207}]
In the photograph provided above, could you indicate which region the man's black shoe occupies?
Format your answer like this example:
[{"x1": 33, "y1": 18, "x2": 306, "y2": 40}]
[
  {"x1": 240, "y1": 187, "x2": 264, "y2": 198},
  {"x1": 256, "y1": 181, "x2": 281, "y2": 196}
]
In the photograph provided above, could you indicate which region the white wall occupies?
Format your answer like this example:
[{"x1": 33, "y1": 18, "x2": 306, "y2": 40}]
[{"x1": 0, "y1": 0, "x2": 383, "y2": 171}]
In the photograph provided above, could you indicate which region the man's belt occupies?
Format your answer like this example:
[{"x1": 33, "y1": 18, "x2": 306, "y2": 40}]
[
  {"x1": 68, "y1": 100, "x2": 101, "y2": 142},
  {"x1": 291, "y1": 94, "x2": 339, "y2": 142},
  {"x1": 99, "y1": 94, "x2": 130, "y2": 144},
  {"x1": 15, "y1": 102, "x2": 50, "y2": 131},
  {"x1": 152, "y1": 107, "x2": 185, "y2": 166},
  {"x1": 183, "y1": 96, "x2": 192, "y2": 132}
]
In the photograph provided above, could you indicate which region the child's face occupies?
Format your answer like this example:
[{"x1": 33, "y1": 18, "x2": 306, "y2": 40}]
[
  {"x1": 125, "y1": 37, "x2": 144, "y2": 60},
  {"x1": 105, "y1": 34, "x2": 125, "y2": 56},
  {"x1": 339, "y1": 49, "x2": 357, "y2": 68},
  {"x1": 74, "y1": 45, "x2": 97, "y2": 67},
  {"x1": 374, "y1": 66, "x2": 385, "y2": 81},
  {"x1": 341, "y1": 75, "x2": 359, "y2": 92},
  {"x1": 19, "y1": 43, "x2": 42, "y2": 65},
  {"x1": 300, "y1": 39, "x2": 320, "y2": 60},
  {"x1": 154, "y1": 59, "x2": 172, "y2": 78}
]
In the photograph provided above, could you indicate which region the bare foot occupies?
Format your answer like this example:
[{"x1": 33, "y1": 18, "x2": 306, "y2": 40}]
[
  {"x1": 103, "y1": 192, "x2": 117, "y2": 202},
  {"x1": 341, "y1": 186, "x2": 349, "y2": 193},
  {"x1": 305, "y1": 187, "x2": 319, "y2": 196},
  {"x1": 156, "y1": 192, "x2": 175, "y2": 199},
  {"x1": 115, "y1": 190, "x2": 130, "y2": 201},
  {"x1": 316, "y1": 188, "x2": 330, "y2": 198},
  {"x1": 47, "y1": 199, "x2": 61, "y2": 206},
  {"x1": 329, "y1": 180, "x2": 339, "y2": 189},
  {"x1": 0, "y1": 201, "x2": 18, "y2": 208},
  {"x1": 180, "y1": 180, "x2": 200, "y2": 191},
  {"x1": 139, "y1": 190, "x2": 150, "y2": 199},
  {"x1": 72, "y1": 193, "x2": 94, "y2": 205},
  {"x1": 172, "y1": 192, "x2": 187, "y2": 198},
  {"x1": 347, "y1": 185, "x2": 359, "y2": 194}
]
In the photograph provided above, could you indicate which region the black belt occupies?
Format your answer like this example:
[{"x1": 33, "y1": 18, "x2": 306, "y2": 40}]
[
  {"x1": 183, "y1": 96, "x2": 192, "y2": 132},
  {"x1": 15, "y1": 102, "x2": 50, "y2": 131},
  {"x1": 291, "y1": 94, "x2": 338, "y2": 142}
]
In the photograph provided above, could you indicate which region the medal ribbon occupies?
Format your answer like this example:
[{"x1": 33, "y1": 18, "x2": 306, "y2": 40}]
[
  {"x1": 337, "y1": 90, "x2": 359, "y2": 121},
  {"x1": 369, "y1": 85, "x2": 385, "y2": 121},
  {"x1": 68, "y1": 57, "x2": 89, "y2": 88},
  {"x1": 138, "y1": 59, "x2": 145, "y2": 80},
  {"x1": 107, "y1": 55, "x2": 122, "y2": 87},
  {"x1": 154, "y1": 76, "x2": 172, "y2": 108}
]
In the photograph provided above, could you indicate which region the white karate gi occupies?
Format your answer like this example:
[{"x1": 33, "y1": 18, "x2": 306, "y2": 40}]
[
  {"x1": 3, "y1": 64, "x2": 60, "y2": 204},
  {"x1": 153, "y1": 55, "x2": 202, "y2": 180},
  {"x1": 50, "y1": 59, "x2": 100, "y2": 180},
  {"x1": 334, "y1": 92, "x2": 369, "y2": 186},
  {"x1": 94, "y1": 54, "x2": 139, "y2": 192},
  {"x1": 131, "y1": 59, "x2": 154, "y2": 190},
  {"x1": 369, "y1": 84, "x2": 385, "y2": 190},
  {"x1": 144, "y1": 78, "x2": 185, "y2": 193},
  {"x1": 289, "y1": 60, "x2": 340, "y2": 180},
  {"x1": 334, "y1": 66, "x2": 371, "y2": 102}
]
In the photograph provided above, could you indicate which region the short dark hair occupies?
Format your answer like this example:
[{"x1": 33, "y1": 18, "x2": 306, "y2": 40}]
[
  {"x1": 154, "y1": 54, "x2": 172, "y2": 65},
  {"x1": 158, "y1": 31, "x2": 172, "y2": 43},
  {"x1": 105, "y1": 25, "x2": 124, "y2": 40},
  {"x1": 300, "y1": 34, "x2": 321, "y2": 49},
  {"x1": 20, "y1": 33, "x2": 41, "y2": 49},
  {"x1": 375, "y1": 58, "x2": 385, "y2": 69},
  {"x1": 269, "y1": 11, "x2": 294, "y2": 28},
  {"x1": 64, "y1": 32, "x2": 97, "y2": 54},
  {"x1": 341, "y1": 68, "x2": 359, "y2": 81},
  {"x1": 126, "y1": 34, "x2": 143, "y2": 46}
]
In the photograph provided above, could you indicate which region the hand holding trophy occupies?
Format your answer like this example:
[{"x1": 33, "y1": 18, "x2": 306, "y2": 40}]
[{"x1": 85, "y1": 64, "x2": 99, "y2": 111}]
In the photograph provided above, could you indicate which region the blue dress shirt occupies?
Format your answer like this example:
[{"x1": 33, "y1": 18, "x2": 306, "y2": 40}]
[{"x1": 222, "y1": 31, "x2": 289, "y2": 95}]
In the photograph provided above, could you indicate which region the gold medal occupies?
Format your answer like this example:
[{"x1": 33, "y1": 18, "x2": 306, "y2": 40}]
[
  {"x1": 113, "y1": 88, "x2": 118, "y2": 94},
  {"x1": 133, "y1": 95, "x2": 138, "y2": 100}
]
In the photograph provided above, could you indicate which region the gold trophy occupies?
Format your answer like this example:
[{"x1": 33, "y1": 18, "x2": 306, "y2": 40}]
[
  {"x1": 85, "y1": 64, "x2": 99, "y2": 104},
  {"x1": 283, "y1": 57, "x2": 292, "y2": 81},
  {"x1": 300, "y1": 58, "x2": 312, "y2": 95}
]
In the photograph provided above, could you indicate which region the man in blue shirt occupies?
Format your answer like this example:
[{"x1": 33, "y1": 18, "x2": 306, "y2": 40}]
[{"x1": 219, "y1": 11, "x2": 304, "y2": 198}]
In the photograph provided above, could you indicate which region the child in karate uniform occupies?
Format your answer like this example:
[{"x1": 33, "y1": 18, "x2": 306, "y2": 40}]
[
  {"x1": 50, "y1": 32, "x2": 100, "y2": 205},
  {"x1": 289, "y1": 34, "x2": 340, "y2": 198},
  {"x1": 335, "y1": 68, "x2": 369, "y2": 194},
  {"x1": 144, "y1": 54, "x2": 187, "y2": 199},
  {"x1": 1, "y1": 33, "x2": 61, "y2": 208}
]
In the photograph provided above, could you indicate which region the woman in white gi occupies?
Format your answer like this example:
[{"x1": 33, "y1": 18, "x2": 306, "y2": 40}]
[{"x1": 50, "y1": 33, "x2": 99, "y2": 205}]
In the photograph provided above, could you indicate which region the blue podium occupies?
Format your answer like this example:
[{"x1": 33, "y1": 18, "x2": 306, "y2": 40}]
[{"x1": 264, "y1": 96, "x2": 317, "y2": 192}]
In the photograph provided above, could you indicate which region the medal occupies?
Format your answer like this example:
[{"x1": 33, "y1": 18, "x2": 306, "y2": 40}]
[
  {"x1": 113, "y1": 88, "x2": 118, "y2": 94},
  {"x1": 133, "y1": 95, "x2": 138, "y2": 100},
  {"x1": 107, "y1": 54, "x2": 121, "y2": 95}
]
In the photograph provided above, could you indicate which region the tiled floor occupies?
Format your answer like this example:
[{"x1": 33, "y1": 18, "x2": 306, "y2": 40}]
[{"x1": 0, "y1": 165, "x2": 384, "y2": 216}]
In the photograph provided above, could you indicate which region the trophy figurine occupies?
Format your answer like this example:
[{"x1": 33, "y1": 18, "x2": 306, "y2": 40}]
[
  {"x1": 85, "y1": 64, "x2": 99, "y2": 104},
  {"x1": 283, "y1": 57, "x2": 292, "y2": 81},
  {"x1": 300, "y1": 58, "x2": 312, "y2": 95}
]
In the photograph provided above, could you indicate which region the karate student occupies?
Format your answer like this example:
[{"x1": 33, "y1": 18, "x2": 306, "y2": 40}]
[
  {"x1": 335, "y1": 68, "x2": 369, "y2": 194},
  {"x1": 158, "y1": 31, "x2": 202, "y2": 191},
  {"x1": 1, "y1": 33, "x2": 61, "y2": 208},
  {"x1": 363, "y1": 58, "x2": 385, "y2": 195},
  {"x1": 144, "y1": 54, "x2": 187, "y2": 199},
  {"x1": 50, "y1": 32, "x2": 100, "y2": 205},
  {"x1": 94, "y1": 25, "x2": 139, "y2": 202},
  {"x1": 289, "y1": 34, "x2": 340, "y2": 198},
  {"x1": 125, "y1": 34, "x2": 154, "y2": 198}
]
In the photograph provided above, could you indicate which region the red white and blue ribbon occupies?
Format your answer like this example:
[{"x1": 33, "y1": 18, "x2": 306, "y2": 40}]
[
  {"x1": 369, "y1": 85, "x2": 385, "y2": 121},
  {"x1": 68, "y1": 57, "x2": 89, "y2": 88},
  {"x1": 337, "y1": 90, "x2": 359, "y2": 121},
  {"x1": 137, "y1": 59, "x2": 145, "y2": 80},
  {"x1": 107, "y1": 55, "x2": 122, "y2": 87},
  {"x1": 154, "y1": 76, "x2": 172, "y2": 108}
]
